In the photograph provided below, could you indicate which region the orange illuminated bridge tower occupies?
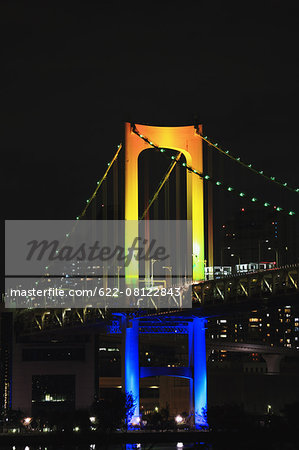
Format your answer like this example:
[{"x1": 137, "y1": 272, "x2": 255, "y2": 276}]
[{"x1": 125, "y1": 122, "x2": 205, "y2": 284}]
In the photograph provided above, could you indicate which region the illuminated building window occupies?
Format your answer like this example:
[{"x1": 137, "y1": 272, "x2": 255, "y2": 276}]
[{"x1": 32, "y1": 375, "x2": 75, "y2": 416}]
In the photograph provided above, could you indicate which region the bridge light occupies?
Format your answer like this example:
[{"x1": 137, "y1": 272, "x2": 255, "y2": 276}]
[
  {"x1": 251, "y1": 197, "x2": 257, "y2": 202},
  {"x1": 175, "y1": 415, "x2": 183, "y2": 424},
  {"x1": 182, "y1": 163, "x2": 186, "y2": 167},
  {"x1": 239, "y1": 192, "x2": 245, "y2": 197},
  {"x1": 225, "y1": 150, "x2": 229, "y2": 154},
  {"x1": 236, "y1": 157, "x2": 240, "y2": 161},
  {"x1": 276, "y1": 207, "x2": 283, "y2": 211},
  {"x1": 23, "y1": 417, "x2": 32, "y2": 425},
  {"x1": 227, "y1": 186, "x2": 233, "y2": 191},
  {"x1": 216, "y1": 181, "x2": 222, "y2": 185},
  {"x1": 248, "y1": 164, "x2": 252, "y2": 167},
  {"x1": 283, "y1": 182, "x2": 287, "y2": 186},
  {"x1": 270, "y1": 176, "x2": 275, "y2": 180},
  {"x1": 204, "y1": 175, "x2": 210, "y2": 180},
  {"x1": 259, "y1": 170, "x2": 264, "y2": 174},
  {"x1": 289, "y1": 211, "x2": 295, "y2": 215},
  {"x1": 160, "y1": 148, "x2": 165, "y2": 152}
]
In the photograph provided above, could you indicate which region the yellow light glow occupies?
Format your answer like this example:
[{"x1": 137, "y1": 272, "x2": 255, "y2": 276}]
[{"x1": 125, "y1": 123, "x2": 205, "y2": 283}]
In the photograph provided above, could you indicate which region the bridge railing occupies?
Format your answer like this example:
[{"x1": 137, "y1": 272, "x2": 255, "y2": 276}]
[
  {"x1": 193, "y1": 264, "x2": 298, "y2": 305},
  {"x1": 10, "y1": 265, "x2": 299, "y2": 335}
]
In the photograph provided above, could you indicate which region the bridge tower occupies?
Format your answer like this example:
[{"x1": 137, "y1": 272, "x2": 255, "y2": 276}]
[
  {"x1": 124, "y1": 122, "x2": 205, "y2": 283},
  {"x1": 123, "y1": 123, "x2": 207, "y2": 429}
]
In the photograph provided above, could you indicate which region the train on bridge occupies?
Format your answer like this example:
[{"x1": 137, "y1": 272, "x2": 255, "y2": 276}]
[{"x1": 205, "y1": 261, "x2": 276, "y2": 279}]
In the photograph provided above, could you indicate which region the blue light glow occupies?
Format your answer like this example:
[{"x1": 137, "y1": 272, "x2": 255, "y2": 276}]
[
  {"x1": 124, "y1": 317, "x2": 140, "y2": 429},
  {"x1": 193, "y1": 317, "x2": 208, "y2": 429}
]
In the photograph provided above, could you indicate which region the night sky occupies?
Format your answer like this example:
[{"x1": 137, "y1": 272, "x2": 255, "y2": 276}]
[{"x1": 2, "y1": 1, "x2": 299, "y2": 226}]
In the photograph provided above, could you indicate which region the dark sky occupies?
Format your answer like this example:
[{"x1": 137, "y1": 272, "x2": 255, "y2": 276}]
[{"x1": 2, "y1": 0, "x2": 299, "y2": 222}]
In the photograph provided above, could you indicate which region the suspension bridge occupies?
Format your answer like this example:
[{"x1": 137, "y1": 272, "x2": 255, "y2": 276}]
[{"x1": 4, "y1": 122, "x2": 299, "y2": 429}]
